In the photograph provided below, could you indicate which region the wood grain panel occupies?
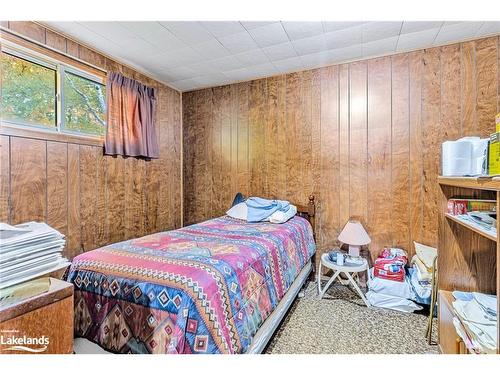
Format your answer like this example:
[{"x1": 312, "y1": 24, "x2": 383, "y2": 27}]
[
  {"x1": 300, "y1": 70, "x2": 313, "y2": 205},
  {"x1": 421, "y1": 48, "x2": 441, "y2": 246},
  {"x1": 266, "y1": 76, "x2": 286, "y2": 199},
  {"x1": 391, "y1": 54, "x2": 410, "y2": 252},
  {"x1": 8, "y1": 21, "x2": 46, "y2": 43},
  {"x1": 79, "y1": 145, "x2": 97, "y2": 252},
  {"x1": 46, "y1": 142, "x2": 68, "y2": 234},
  {"x1": 249, "y1": 79, "x2": 266, "y2": 198},
  {"x1": 285, "y1": 72, "x2": 301, "y2": 204},
  {"x1": 409, "y1": 51, "x2": 424, "y2": 250},
  {"x1": 349, "y1": 62, "x2": 368, "y2": 225},
  {"x1": 0, "y1": 136, "x2": 10, "y2": 222},
  {"x1": 338, "y1": 65, "x2": 350, "y2": 231},
  {"x1": 212, "y1": 86, "x2": 224, "y2": 216},
  {"x1": 10, "y1": 137, "x2": 46, "y2": 224},
  {"x1": 106, "y1": 155, "x2": 125, "y2": 244},
  {"x1": 319, "y1": 66, "x2": 339, "y2": 248},
  {"x1": 367, "y1": 57, "x2": 392, "y2": 254},
  {"x1": 219, "y1": 85, "x2": 233, "y2": 212},
  {"x1": 475, "y1": 37, "x2": 498, "y2": 137},
  {"x1": 45, "y1": 29, "x2": 67, "y2": 53},
  {"x1": 67, "y1": 143, "x2": 80, "y2": 258},
  {"x1": 237, "y1": 83, "x2": 250, "y2": 197},
  {"x1": 461, "y1": 41, "x2": 477, "y2": 136}
]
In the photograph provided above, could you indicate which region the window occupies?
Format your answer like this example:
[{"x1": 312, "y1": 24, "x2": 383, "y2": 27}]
[
  {"x1": 1, "y1": 42, "x2": 106, "y2": 137},
  {"x1": 1, "y1": 52, "x2": 57, "y2": 128},
  {"x1": 63, "y1": 70, "x2": 106, "y2": 136}
]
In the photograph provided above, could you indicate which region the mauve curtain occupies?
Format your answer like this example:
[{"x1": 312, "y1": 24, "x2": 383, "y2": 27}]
[{"x1": 104, "y1": 72, "x2": 159, "y2": 158}]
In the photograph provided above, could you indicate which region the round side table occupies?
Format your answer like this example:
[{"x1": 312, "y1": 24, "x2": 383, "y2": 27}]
[{"x1": 317, "y1": 252, "x2": 371, "y2": 307}]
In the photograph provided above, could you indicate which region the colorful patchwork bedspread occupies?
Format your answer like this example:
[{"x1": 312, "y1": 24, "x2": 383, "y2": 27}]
[{"x1": 66, "y1": 215, "x2": 315, "y2": 354}]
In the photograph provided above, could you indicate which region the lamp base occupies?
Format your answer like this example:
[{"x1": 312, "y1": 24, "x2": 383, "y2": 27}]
[{"x1": 348, "y1": 244, "x2": 361, "y2": 258}]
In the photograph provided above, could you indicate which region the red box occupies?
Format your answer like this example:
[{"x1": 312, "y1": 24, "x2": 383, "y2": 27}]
[
  {"x1": 447, "y1": 199, "x2": 468, "y2": 215},
  {"x1": 373, "y1": 267, "x2": 405, "y2": 282}
]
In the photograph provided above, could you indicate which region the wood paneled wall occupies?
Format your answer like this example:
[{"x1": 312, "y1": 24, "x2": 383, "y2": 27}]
[
  {"x1": 183, "y1": 35, "x2": 500, "y2": 261},
  {"x1": 0, "y1": 22, "x2": 182, "y2": 259}
]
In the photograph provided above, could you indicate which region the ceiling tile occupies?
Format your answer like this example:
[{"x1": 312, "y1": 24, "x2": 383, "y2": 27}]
[
  {"x1": 262, "y1": 42, "x2": 298, "y2": 61},
  {"x1": 159, "y1": 21, "x2": 214, "y2": 44},
  {"x1": 156, "y1": 66, "x2": 199, "y2": 81},
  {"x1": 362, "y1": 36, "x2": 398, "y2": 57},
  {"x1": 400, "y1": 21, "x2": 443, "y2": 34},
  {"x1": 476, "y1": 22, "x2": 500, "y2": 36},
  {"x1": 247, "y1": 23, "x2": 290, "y2": 47},
  {"x1": 186, "y1": 61, "x2": 220, "y2": 75},
  {"x1": 299, "y1": 50, "x2": 336, "y2": 68},
  {"x1": 240, "y1": 21, "x2": 277, "y2": 30},
  {"x1": 324, "y1": 27, "x2": 363, "y2": 50},
  {"x1": 281, "y1": 21, "x2": 324, "y2": 40},
  {"x1": 218, "y1": 31, "x2": 259, "y2": 54},
  {"x1": 191, "y1": 39, "x2": 230, "y2": 59},
  {"x1": 245, "y1": 62, "x2": 278, "y2": 77},
  {"x1": 292, "y1": 34, "x2": 328, "y2": 55},
  {"x1": 200, "y1": 21, "x2": 246, "y2": 37},
  {"x1": 170, "y1": 77, "x2": 199, "y2": 91},
  {"x1": 434, "y1": 22, "x2": 484, "y2": 45},
  {"x1": 208, "y1": 55, "x2": 245, "y2": 71},
  {"x1": 361, "y1": 22, "x2": 403, "y2": 43},
  {"x1": 234, "y1": 49, "x2": 270, "y2": 66},
  {"x1": 396, "y1": 27, "x2": 440, "y2": 51},
  {"x1": 272, "y1": 56, "x2": 304, "y2": 72},
  {"x1": 326, "y1": 44, "x2": 363, "y2": 64},
  {"x1": 223, "y1": 67, "x2": 251, "y2": 80},
  {"x1": 119, "y1": 22, "x2": 187, "y2": 50},
  {"x1": 322, "y1": 21, "x2": 367, "y2": 33}
]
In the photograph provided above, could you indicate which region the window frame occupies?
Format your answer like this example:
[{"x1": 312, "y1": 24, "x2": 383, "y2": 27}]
[{"x1": 1, "y1": 40, "x2": 106, "y2": 139}]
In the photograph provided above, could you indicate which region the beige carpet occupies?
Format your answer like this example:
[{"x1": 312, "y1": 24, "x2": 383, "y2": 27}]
[{"x1": 265, "y1": 281, "x2": 438, "y2": 354}]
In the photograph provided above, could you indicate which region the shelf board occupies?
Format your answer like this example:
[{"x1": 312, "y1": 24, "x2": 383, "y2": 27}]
[
  {"x1": 444, "y1": 213, "x2": 497, "y2": 242},
  {"x1": 438, "y1": 176, "x2": 500, "y2": 191}
]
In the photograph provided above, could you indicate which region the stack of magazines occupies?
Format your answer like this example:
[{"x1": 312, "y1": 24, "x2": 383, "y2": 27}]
[
  {"x1": 0, "y1": 222, "x2": 70, "y2": 289},
  {"x1": 452, "y1": 291, "x2": 497, "y2": 354}
]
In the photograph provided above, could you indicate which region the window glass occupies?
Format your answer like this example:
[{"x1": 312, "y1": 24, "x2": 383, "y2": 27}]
[
  {"x1": 0, "y1": 52, "x2": 56, "y2": 127},
  {"x1": 63, "y1": 71, "x2": 106, "y2": 136}
]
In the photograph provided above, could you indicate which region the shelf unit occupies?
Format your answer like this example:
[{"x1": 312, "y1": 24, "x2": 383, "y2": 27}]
[{"x1": 438, "y1": 176, "x2": 500, "y2": 354}]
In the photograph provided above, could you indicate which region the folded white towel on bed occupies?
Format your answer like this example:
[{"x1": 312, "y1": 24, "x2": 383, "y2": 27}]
[{"x1": 269, "y1": 204, "x2": 297, "y2": 224}]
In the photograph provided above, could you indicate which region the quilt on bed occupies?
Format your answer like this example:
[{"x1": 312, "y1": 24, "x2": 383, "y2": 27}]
[{"x1": 66, "y1": 215, "x2": 315, "y2": 354}]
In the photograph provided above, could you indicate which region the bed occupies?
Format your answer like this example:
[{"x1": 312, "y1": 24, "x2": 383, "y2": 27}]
[{"x1": 66, "y1": 197, "x2": 316, "y2": 354}]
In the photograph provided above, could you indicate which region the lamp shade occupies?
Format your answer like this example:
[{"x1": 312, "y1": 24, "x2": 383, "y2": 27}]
[{"x1": 338, "y1": 220, "x2": 371, "y2": 246}]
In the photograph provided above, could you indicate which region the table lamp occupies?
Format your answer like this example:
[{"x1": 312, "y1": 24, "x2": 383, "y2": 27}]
[{"x1": 338, "y1": 220, "x2": 371, "y2": 257}]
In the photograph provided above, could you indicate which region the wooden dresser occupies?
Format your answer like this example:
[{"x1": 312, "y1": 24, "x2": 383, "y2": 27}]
[
  {"x1": 0, "y1": 277, "x2": 74, "y2": 354},
  {"x1": 437, "y1": 176, "x2": 500, "y2": 354}
]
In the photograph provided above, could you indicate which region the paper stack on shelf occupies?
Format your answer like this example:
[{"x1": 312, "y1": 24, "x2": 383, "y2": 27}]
[
  {"x1": 452, "y1": 291, "x2": 498, "y2": 354},
  {"x1": 0, "y1": 222, "x2": 70, "y2": 289}
]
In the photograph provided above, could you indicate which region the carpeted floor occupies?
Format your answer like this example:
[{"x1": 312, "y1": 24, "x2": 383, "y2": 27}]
[{"x1": 265, "y1": 281, "x2": 438, "y2": 354}]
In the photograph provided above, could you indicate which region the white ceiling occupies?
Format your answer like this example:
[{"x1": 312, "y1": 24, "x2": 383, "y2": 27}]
[{"x1": 43, "y1": 21, "x2": 500, "y2": 92}]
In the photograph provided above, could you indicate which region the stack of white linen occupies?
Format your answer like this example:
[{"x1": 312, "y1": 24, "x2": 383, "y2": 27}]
[
  {"x1": 0, "y1": 222, "x2": 69, "y2": 289},
  {"x1": 453, "y1": 292, "x2": 498, "y2": 354}
]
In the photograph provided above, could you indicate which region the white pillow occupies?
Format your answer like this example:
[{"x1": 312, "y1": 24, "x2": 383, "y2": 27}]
[
  {"x1": 269, "y1": 205, "x2": 297, "y2": 224},
  {"x1": 226, "y1": 202, "x2": 247, "y2": 220}
]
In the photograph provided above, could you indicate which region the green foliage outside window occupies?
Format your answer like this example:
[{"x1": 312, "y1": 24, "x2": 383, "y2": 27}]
[
  {"x1": 1, "y1": 52, "x2": 56, "y2": 127},
  {"x1": 1, "y1": 49, "x2": 106, "y2": 136},
  {"x1": 64, "y1": 71, "x2": 106, "y2": 136}
]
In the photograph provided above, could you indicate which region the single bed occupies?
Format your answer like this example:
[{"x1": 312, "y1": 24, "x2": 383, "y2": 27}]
[{"x1": 66, "y1": 197, "x2": 316, "y2": 354}]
